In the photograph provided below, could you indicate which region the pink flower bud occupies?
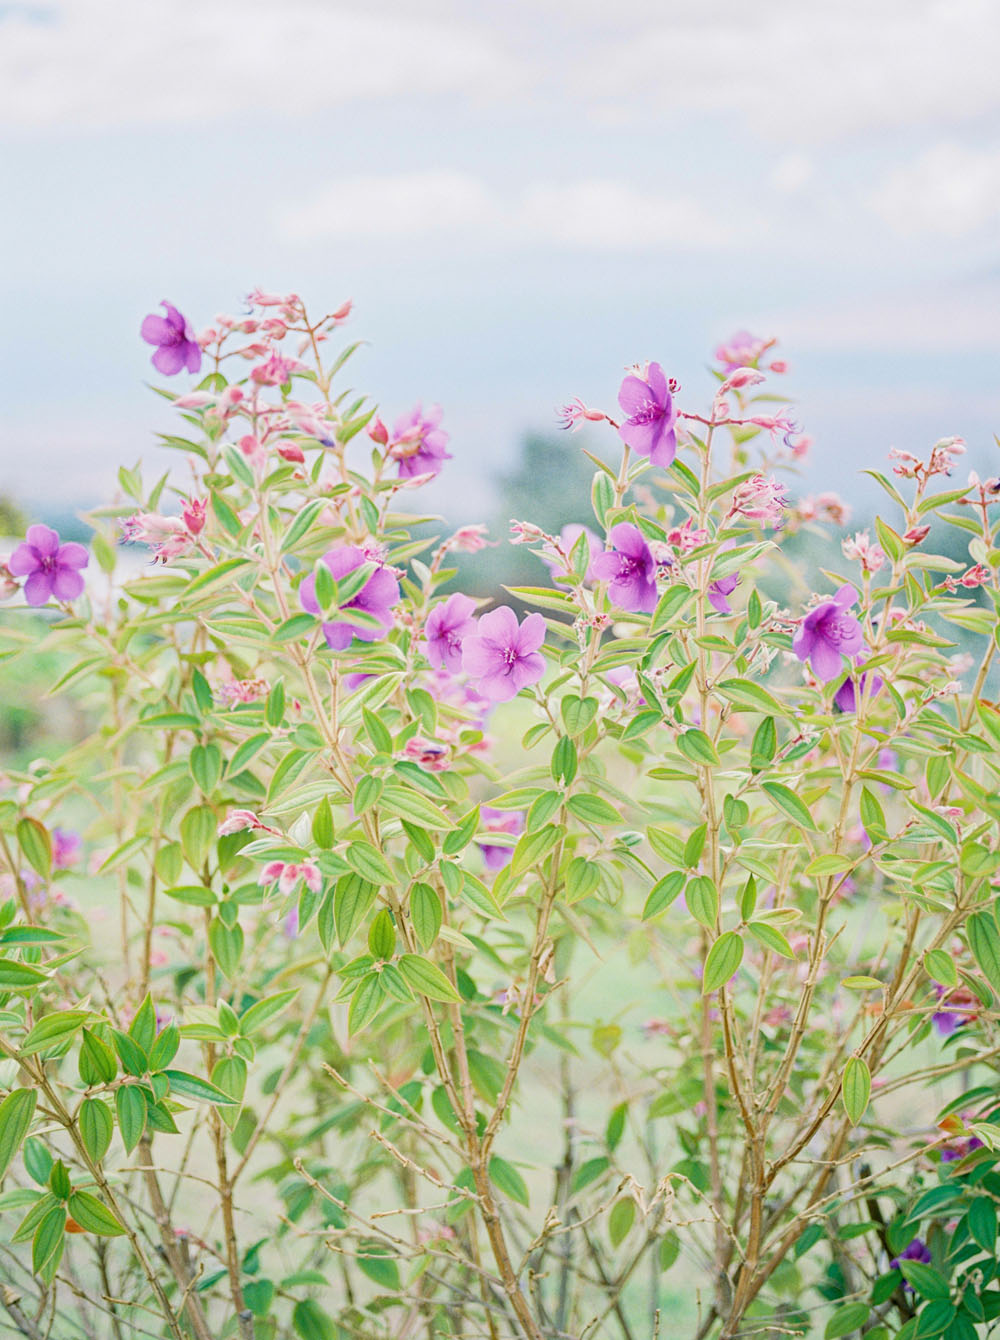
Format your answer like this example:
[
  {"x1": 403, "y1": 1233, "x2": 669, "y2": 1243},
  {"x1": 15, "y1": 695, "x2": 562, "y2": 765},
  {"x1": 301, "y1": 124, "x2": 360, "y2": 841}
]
[
  {"x1": 218, "y1": 810, "x2": 261, "y2": 836},
  {"x1": 903, "y1": 523, "x2": 931, "y2": 545},
  {"x1": 277, "y1": 443, "x2": 306, "y2": 464},
  {"x1": 368, "y1": 416, "x2": 389, "y2": 446}
]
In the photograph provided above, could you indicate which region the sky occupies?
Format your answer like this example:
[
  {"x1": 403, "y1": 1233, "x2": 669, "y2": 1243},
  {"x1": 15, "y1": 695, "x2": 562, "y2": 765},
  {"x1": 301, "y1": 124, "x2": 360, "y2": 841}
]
[{"x1": 1, "y1": 0, "x2": 999, "y2": 523}]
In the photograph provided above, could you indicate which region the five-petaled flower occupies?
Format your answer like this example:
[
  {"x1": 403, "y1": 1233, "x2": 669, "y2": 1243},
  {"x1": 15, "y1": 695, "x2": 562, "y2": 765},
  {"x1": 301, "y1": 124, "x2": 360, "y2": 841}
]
[
  {"x1": 793, "y1": 585, "x2": 864, "y2": 682},
  {"x1": 617, "y1": 363, "x2": 678, "y2": 468},
  {"x1": 462, "y1": 606, "x2": 547, "y2": 702},
  {"x1": 590, "y1": 524, "x2": 658, "y2": 614},
  {"x1": 425, "y1": 593, "x2": 478, "y2": 673},
  {"x1": 300, "y1": 546, "x2": 400, "y2": 650},
  {"x1": 390, "y1": 405, "x2": 452, "y2": 479},
  {"x1": 140, "y1": 302, "x2": 202, "y2": 376},
  {"x1": 9, "y1": 525, "x2": 89, "y2": 606}
]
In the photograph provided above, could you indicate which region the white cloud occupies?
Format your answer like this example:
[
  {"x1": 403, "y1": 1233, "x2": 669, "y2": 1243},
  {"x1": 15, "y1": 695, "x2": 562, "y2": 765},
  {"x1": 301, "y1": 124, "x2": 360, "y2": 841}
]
[
  {"x1": 758, "y1": 284, "x2": 1000, "y2": 354},
  {"x1": 574, "y1": 0, "x2": 1000, "y2": 143},
  {"x1": 277, "y1": 171, "x2": 737, "y2": 251},
  {"x1": 870, "y1": 143, "x2": 1000, "y2": 237},
  {"x1": 0, "y1": 0, "x2": 520, "y2": 131}
]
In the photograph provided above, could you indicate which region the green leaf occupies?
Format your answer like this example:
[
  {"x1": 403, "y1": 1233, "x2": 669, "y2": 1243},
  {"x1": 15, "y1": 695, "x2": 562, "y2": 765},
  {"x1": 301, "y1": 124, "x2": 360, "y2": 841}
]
[
  {"x1": 967, "y1": 911, "x2": 1000, "y2": 993},
  {"x1": 642, "y1": 872, "x2": 685, "y2": 920},
  {"x1": 676, "y1": 729, "x2": 720, "y2": 766},
  {"x1": 163, "y1": 884, "x2": 216, "y2": 907},
  {"x1": 702, "y1": 932, "x2": 744, "y2": 994},
  {"x1": 825, "y1": 1302, "x2": 871, "y2": 1339},
  {"x1": 489, "y1": 1156, "x2": 530, "y2": 1206},
  {"x1": 190, "y1": 743, "x2": 223, "y2": 795},
  {"x1": 0, "y1": 1090, "x2": 36, "y2": 1178},
  {"x1": 129, "y1": 994, "x2": 157, "y2": 1053},
  {"x1": 227, "y1": 733, "x2": 271, "y2": 778},
  {"x1": 609, "y1": 1198, "x2": 636, "y2": 1247},
  {"x1": 32, "y1": 1204, "x2": 65, "y2": 1279},
  {"x1": 208, "y1": 917, "x2": 244, "y2": 981},
  {"x1": 658, "y1": 1232, "x2": 680, "y2": 1271},
  {"x1": 0, "y1": 961, "x2": 47, "y2": 990},
  {"x1": 716, "y1": 678, "x2": 783, "y2": 716},
  {"x1": 685, "y1": 876, "x2": 718, "y2": 929},
  {"x1": 357, "y1": 1242, "x2": 401, "y2": 1292},
  {"x1": 565, "y1": 857, "x2": 601, "y2": 904},
  {"x1": 292, "y1": 1298, "x2": 339, "y2": 1340},
  {"x1": 368, "y1": 909, "x2": 396, "y2": 960},
  {"x1": 346, "y1": 841, "x2": 394, "y2": 886},
  {"x1": 968, "y1": 1196, "x2": 997, "y2": 1252},
  {"x1": 186, "y1": 557, "x2": 249, "y2": 595},
  {"x1": 79, "y1": 1029, "x2": 117, "y2": 1086},
  {"x1": 21, "y1": 1012, "x2": 89, "y2": 1056},
  {"x1": 566, "y1": 793, "x2": 620, "y2": 826},
  {"x1": 348, "y1": 974, "x2": 386, "y2": 1033},
  {"x1": 747, "y1": 922, "x2": 796, "y2": 958},
  {"x1": 239, "y1": 989, "x2": 299, "y2": 1037},
  {"x1": 571, "y1": 1156, "x2": 610, "y2": 1195},
  {"x1": 115, "y1": 1087, "x2": 146, "y2": 1154},
  {"x1": 280, "y1": 499, "x2": 327, "y2": 553},
  {"x1": 842, "y1": 1056, "x2": 871, "y2": 1125},
  {"x1": 923, "y1": 948, "x2": 958, "y2": 988},
  {"x1": 16, "y1": 819, "x2": 51, "y2": 881},
  {"x1": 397, "y1": 955, "x2": 461, "y2": 1003},
  {"x1": 897, "y1": 1260, "x2": 950, "y2": 1301},
  {"x1": 561, "y1": 695, "x2": 598, "y2": 736},
  {"x1": 510, "y1": 824, "x2": 562, "y2": 876},
  {"x1": 335, "y1": 875, "x2": 378, "y2": 946},
  {"x1": 760, "y1": 782, "x2": 817, "y2": 831},
  {"x1": 111, "y1": 1030, "x2": 147, "y2": 1077},
  {"x1": 78, "y1": 1099, "x2": 113, "y2": 1164},
  {"x1": 67, "y1": 1191, "x2": 126, "y2": 1237},
  {"x1": 163, "y1": 1069, "x2": 239, "y2": 1105},
  {"x1": 410, "y1": 884, "x2": 443, "y2": 950}
]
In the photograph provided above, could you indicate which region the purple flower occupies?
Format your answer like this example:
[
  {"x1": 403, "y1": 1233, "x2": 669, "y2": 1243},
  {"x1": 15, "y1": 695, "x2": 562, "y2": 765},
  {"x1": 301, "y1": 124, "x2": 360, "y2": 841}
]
[
  {"x1": 462, "y1": 606, "x2": 546, "y2": 702},
  {"x1": 890, "y1": 1238, "x2": 932, "y2": 1274},
  {"x1": 390, "y1": 404, "x2": 452, "y2": 479},
  {"x1": 425, "y1": 593, "x2": 478, "y2": 673},
  {"x1": 708, "y1": 574, "x2": 739, "y2": 615},
  {"x1": 140, "y1": 302, "x2": 202, "y2": 376},
  {"x1": 52, "y1": 829, "x2": 82, "y2": 870},
  {"x1": 9, "y1": 525, "x2": 89, "y2": 607},
  {"x1": 792, "y1": 585, "x2": 864, "y2": 683},
  {"x1": 477, "y1": 807, "x2": 524, "y2": 871},
  {"x1": 590, "y1": 524, "x2": 658, "y2": 614},
  {"x1": 300, "y1": 545, "x2": 400, "y2": 650},
  {"x1": 617, "y1": 363, "x2": 678, "y2": 468},
  {"x1": 833, "y1": 671, "x2": 884, "y2": 713}
]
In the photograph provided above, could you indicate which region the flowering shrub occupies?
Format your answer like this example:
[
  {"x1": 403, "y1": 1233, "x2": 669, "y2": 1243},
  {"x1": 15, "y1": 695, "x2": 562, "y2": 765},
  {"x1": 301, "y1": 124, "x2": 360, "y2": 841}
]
[{"x1": 2, "y1": 293, "x2": 1000, "y2": 1340}]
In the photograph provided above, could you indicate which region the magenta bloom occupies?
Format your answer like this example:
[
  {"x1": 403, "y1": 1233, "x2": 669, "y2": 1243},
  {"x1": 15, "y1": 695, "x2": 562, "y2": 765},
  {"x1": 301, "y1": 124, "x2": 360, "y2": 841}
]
[
  {"x1": 617, "y1": 363, "x2": 678, "y2": 467},
  {"x1": 591, "y1": 524, "x2": 658, "y2": 614},
  {"x1": 9, "y1": 525, "x2": 89, "y2": 607},
  {"x1": 140, "y1": 302, "x2": 202, "y2": 376},
  {"x1": 300, "y1": 546, "x2": 400, "y2": 650},
  {"x1": 52, "y1": 829, "x2": 82, "y2": 870},
  {"x1": 792, "y1": 585, "x2": 863, "y2": 683},
  {"x1": 708, "y1": 574, "x2": 739, "y2": 615},
  {"x1": 462, "y1": 606, "x2": 546, "y2": 702},
  {"x1": 391, "y1": 404, "x2": 452, "y2": 479},
  {"x1": 477, "y1": 807, "x2": 524, "y2": 871},
  {"x1": 833, "y1": 671, "x2": 884, "y2": 713},
  {"x1": 425, "y1": 593, "x2": 478, "y2": 672}
]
